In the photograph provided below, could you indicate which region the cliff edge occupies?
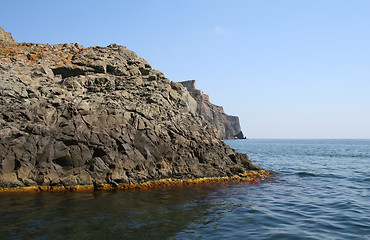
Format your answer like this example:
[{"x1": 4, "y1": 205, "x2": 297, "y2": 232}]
[
  {"x1": 180, "y1": 80, "x2": 246, "y2": 139},
  {"x1": 0, "y1": 26, "x2": 17, "y2": 44},
  {"x1": 0, "y1": 31, "x2": 259, "y2": 188}
]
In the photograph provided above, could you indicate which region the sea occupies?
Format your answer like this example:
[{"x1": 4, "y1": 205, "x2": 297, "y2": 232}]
[{"x1": 0, "y1": 139, "x2": 369, "y2": 240}]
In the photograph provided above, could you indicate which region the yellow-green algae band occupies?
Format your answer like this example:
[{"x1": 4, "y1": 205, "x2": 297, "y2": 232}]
[{"x1": 0, "y1": 170, "x2": 270, "y2": 193}]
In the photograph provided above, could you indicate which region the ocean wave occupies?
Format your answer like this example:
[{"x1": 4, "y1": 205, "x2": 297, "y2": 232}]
[
  {"x1": 295, "y1": 172, "x2": 344, "y2": 179},
  {"x1": 349, "y1": 177, "x2": 370, "y2": 183},
  {"x1": 296, "y1": 172, "x2": 319, "y2": 177}
]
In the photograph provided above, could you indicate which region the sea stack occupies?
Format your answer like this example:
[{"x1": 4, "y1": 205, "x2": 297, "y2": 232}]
[{"x1": 0, "y1": 27, "x2": 259, "y2": 189}]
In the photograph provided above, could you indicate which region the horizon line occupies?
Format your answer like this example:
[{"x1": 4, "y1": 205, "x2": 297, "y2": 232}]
[{"x1": 225, "y1": 138, "x2": 370, "y2": 140}]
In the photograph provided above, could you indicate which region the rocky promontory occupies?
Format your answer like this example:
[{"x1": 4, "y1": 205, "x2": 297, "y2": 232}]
[
  {"x1": 0, "y1": 27, "x2": 260, "y2": 189},
  {"x1": 180, "y1": 80, "x2": 246, "y2": 139}
]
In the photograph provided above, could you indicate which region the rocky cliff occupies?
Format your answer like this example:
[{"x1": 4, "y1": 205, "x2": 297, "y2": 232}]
[
  {"x1": 0, "y1": 27, "x2": 17, "y2": 44},
  {"x1": 180, "y1": 80, "x2": 245, "y2": 139},
  {"x1": 0, "y1": 32, "x2": 259, "y2": 189}
]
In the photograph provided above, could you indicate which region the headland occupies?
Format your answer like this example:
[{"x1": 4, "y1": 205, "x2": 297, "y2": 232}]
[{"x1": 0, "y1": 27, "x2": 266, "y2": 192}]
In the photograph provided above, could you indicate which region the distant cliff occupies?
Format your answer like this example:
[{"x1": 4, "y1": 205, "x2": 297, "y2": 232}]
[
  {"x1": 180, "y1": 80, "x2": 245, "y2": 139},
  {"x1": 0, "y1": 29, "x2": 259, "y2": 189}
]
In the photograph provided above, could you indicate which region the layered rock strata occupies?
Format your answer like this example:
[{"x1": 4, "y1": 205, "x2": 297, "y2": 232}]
[
  {"x1": 0, "y1": 36, "x2": 259, "y2": 188},
  {"x1": 180, "y1": 80, "x2": 246, "y2": 139}
]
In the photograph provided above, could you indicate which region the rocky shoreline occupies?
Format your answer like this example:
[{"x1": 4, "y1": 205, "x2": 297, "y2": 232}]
[
  {"x1": 0, "y1": 27, "x2": 263, "y2": 190},
  {"x1": 0, "y1": 170, "x2": 270, "y2": 193}
]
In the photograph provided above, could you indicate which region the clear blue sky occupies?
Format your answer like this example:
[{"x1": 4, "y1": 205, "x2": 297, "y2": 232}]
[{"x1": 2, "y1": 0, "x2": 369, "y2": 139}]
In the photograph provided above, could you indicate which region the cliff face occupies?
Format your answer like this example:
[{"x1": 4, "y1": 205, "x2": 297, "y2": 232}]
[
  {"x1": 0, "y1": 27, "x2": 17, "y2": 44},
  {"x1": 0, "y1": 39, "x2": 258, "y2": 188},
  {"x1": 180, "y1": 80, "x2": 245, "y2": 139}
]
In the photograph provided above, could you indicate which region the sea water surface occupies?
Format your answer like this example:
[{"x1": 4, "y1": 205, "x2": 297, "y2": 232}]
[{"x1": 0, "y1": 139, "x2": 369, "y2": 239}]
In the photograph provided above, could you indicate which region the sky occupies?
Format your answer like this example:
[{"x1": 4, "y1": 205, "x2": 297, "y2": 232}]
[{"x1": 1, "y1": 0, "x2": 369, "y2": 139}]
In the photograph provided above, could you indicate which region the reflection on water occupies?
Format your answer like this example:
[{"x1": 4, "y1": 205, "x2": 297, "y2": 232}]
[{"x1": 0, "y1": 183, "x2": 252, "y2": 240}]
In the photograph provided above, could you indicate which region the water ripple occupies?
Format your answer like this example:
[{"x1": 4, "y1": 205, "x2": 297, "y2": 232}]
[{"x1": 1, "y1": 139, "x2": 370, "y2": 239}]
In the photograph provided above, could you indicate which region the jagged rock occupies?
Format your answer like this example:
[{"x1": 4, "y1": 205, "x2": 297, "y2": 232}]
[
  {"x1": 234, "y1": 131, "x2": 246, "y2": 139},
  {"x1": 0, "y1": 26, "x2": 17, "y2": 43},
  {"x1": 0, "y1": 31, "x2": 259, "y2": 188},
  {"x1": 180, "y1": 80, "x2": 246, "y2": 139}
]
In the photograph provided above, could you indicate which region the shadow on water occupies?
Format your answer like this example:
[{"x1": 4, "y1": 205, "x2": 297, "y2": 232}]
[{"x1": 0, "y1": 183, "x2": 249, "y2": 240}]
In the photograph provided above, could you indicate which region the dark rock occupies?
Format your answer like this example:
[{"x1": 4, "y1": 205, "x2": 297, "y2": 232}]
[
  {"x1": 0, "y1": 29, "x2": 259, "y2": 188},
  {"x1": 51, "y1": 67, "x2": 86, "y2": 78},
  {"x1": 234, "y1": 131, "x2": 246, "y2": 139}
]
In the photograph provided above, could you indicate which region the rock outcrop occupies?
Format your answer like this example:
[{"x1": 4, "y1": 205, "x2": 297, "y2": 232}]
[
  {"x1": 0, "y1": 27, "x2": 17, "y2": 44},
  {"x1": 180, "y1": 80, "x2": 246, "y2": 139},
  {"x1": 0, "y1": 36, "x2": 258, "y2": 188}
]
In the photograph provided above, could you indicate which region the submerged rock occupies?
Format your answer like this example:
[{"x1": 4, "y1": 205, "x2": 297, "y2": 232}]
[{"x1": 0, "y1": 32, "x2": 259, "y2": 188}]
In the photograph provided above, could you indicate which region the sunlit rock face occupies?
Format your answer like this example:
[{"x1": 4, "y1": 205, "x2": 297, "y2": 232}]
[
  {"x1": 0, "y1": 26, "x2": 17, "y2": 44},
  {"x1": 0, "y1": 35, "x2": 259, "y2": 188},
  {"x1": 180, "y1": 80, "x2": 246, "y2": 139}
]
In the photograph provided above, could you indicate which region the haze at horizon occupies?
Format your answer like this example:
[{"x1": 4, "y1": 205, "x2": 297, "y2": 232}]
[{"x1": 1, "y1": 0, "x2": 369, "y2": 139}]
